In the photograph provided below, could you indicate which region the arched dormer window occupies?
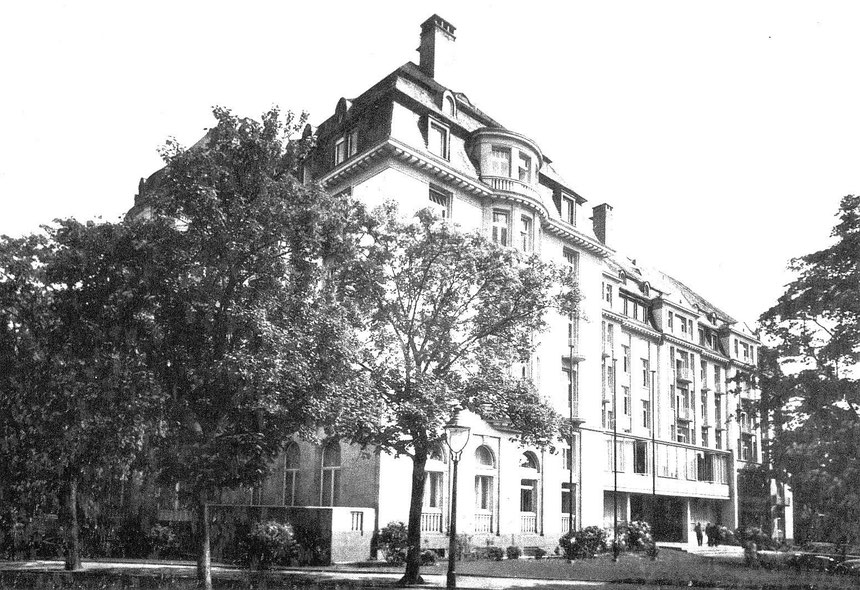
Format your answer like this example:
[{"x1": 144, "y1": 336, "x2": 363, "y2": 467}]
[
  {"x1": 643, "y1": 282, "x2": 651, "y2": 296},
  {"x1": 320, "y1": 441, "x2": 341, "y2": 506},
  {"x1": 335, "y1": 97, "x2": 351, "y2": 123},
  {"x1": 442, "y1": 91, "x2": 457, "y2": 118}
]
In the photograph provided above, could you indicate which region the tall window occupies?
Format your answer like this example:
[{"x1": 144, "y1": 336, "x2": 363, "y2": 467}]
[
  {"x1": 443, "y1": 95, "x2": 456, "y2": 117},
  {"x1": 320, "y1": 441, "x2": 341, "y2": 506},
  {"x1": 520, "y1": 215, "x2": 533, "y2": 251},
  {"x1": 475, "y1": 446, "x2": 495, "y2": 522},
  {"x1": 334, "y1": 130, "x2": 358, "y2": 165},
  {"x1": 641, "y1": 359, "x2": 650, "y2": 388},
  {"x1": 561, "y1": 445, "x2": 573, "y2": 471},
  {"x1": 519, "y1": 452, "x2": 539, "y2": 518},
  {"x1": 562, "y1": 358, "x2": 578, "y2": 415},
  {"x1": 642, "y1": 400, "x2": 651, "y2": 429},
  {"x1": 561, "y1": 195, "x2": 576, "y2": 225},
  {"x1": 563, "y1": 248, "x2": 579, "y2": 277},
  {"x1": 604, "y1": 283, "x2": 613, "y2": 304},
  {"x1": 633, "y1": 441, "x2": 648, "y2": 474},
  {"x1": 518, "y1": 152, "x2": 532, "y2": 182},
  {"x1": 491, "y1": 210, "x2": 509, "y2": 246},
  {"x1": 424, "y1": 471, "x2": 443, "y2": 509},
  {"x1": 490, "y1": 146, "x2": 511, "y2": 176},
  {"x1": 428, "y1": 120, "x2": 449, "y2": 159},
  {"x1": 561, "y1": 483, "x2": 574, "y2": 519},
  {"x1": 476, "y1": 475, "x2": 493, "y2": 511},
  {"x1": 284, "y1": 442, "x2": 300, "y2": 506},
  {"x1": 622, "y1": 345, "x2": 630, "y2": 373}
]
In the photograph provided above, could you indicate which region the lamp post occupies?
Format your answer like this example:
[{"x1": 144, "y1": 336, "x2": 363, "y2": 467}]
[
  {"x1": 612, "y1": 357, "x2": 619, "y2": 562},
  {"x1": 444, "y1": 410, "x2": 471, "y2": 590}
]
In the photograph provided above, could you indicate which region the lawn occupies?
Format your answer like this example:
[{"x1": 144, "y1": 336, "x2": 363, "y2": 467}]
[{"x1": 452, "y1": 549, "x2": 854, "y2": 588}]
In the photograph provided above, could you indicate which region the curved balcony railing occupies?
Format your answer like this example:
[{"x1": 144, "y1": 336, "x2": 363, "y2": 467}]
[{"x1": 481, "y1": 175, "x2": 541, "y2": 203}]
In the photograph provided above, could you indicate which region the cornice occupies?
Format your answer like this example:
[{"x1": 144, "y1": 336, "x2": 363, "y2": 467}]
[
  {"x1": 622, "y1": 319, "x2": 662, "y2": 341},
  {"x1": 602, "y1": 309, "x2": 626, "y2": 323}
]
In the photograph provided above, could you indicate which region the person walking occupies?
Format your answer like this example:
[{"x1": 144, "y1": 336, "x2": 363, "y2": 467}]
[{"x1": 694, "y1": 522, "x2": 703, "y2": 546}]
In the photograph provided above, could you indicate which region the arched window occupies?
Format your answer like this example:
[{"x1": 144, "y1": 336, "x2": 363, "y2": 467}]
[
  {"x1": 320, "y1": 441, "x2": 341, "y2": 506},
  {"x1": 475, "y1": 445, "x2": 495, "y2": 467},
  {"x1": 429, "y1": 443, "x2": 447, "y2": 463},
  {"x1": 443, "y1": 93, "x2": 456, "y2": 117},
  {"x1": 519, "y1": 451, "x2": 540, "y2": 532},
  {"x1": 422, "y1": 444, "x2": 447, "y2": 533},
  {"x1": 520, "y1": 452, "x2": 539, "y2": 471},
  {"x1": 284, "y1": 442, "x2": 300, "y2": 506}
]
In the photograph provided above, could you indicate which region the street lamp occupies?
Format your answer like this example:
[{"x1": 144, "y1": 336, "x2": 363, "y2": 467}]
[{"x1": 444, "y1": 410, "x2": 471, "y2": 590}]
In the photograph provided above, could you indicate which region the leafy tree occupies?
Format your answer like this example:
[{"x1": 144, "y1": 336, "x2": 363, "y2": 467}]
[
  {"x1": 135, "y1": 107, "x2": 361, "y2": 589},
  {"x1": 759, "y1": 194, "x2": 860, "y2": 547},
  {"x1": 335, "y1": 206, "x2": 578, "y2": 584},
  {"x1": 0, "y1": 220, "x2": 157, "y2": 569}
]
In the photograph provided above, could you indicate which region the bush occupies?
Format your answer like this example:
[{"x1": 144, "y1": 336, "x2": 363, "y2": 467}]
[
  {"x1": 506, "y1": 545, "x2": 521, "y2": 560},
  {"x1": 613, "y1": 521, "x2": 657, "y2": 554},
  {"x1": 147, "y1": 524, "x2": 179, "y2": 559},
  {"x1": 559, "y1": 526, "x2": 607, "y2": 559},
  {"x1": 533, "y1": 547, "x2": 547, "y2": 560},
  {"x1": 736, "y1": 526, "x2": 774, "y2": 550},
  {"x1": 378, "y1": 521, "x2": 408, "y2": 565},
  {"x1": 115, "y1": 519, "x2": 151, "y2": 558},
  {"x1": 240, "y1": 521, "x2": 299, "y2": 570},
  {"x1": 420, "y1": 549, "x2": 437, "y2": 565},
  {"x1": 719, "y1": 525, "x2": 739, "y2": 546},
  {"x1": 455, "y1": 534, "x2": 472, "y2": 560},
  {"x1": 486, "y1": 546, "x2": 504, "y2": 561}
]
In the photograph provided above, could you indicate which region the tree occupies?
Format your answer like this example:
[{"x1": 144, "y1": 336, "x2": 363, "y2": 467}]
[
  {"x1": 135, "y1": 107, "x2": 361, "y2": 589},
  {"x1": 759, "y1": 194, "x2": 860, "y2": 547},
  {"x1": 0, "y1": 220, "x2": 157, "y2": 569},
  {"x1": 335, "y1": 206, "x2": 578, "y2": 584}
]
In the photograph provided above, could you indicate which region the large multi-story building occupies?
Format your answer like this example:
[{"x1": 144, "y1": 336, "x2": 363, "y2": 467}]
[{"x1": 143, "y1": 15, "x2": 792, "y2": 553}]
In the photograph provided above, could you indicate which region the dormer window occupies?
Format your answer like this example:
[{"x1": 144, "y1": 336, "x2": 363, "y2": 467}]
[
  {"x1": 443, "y1": 93, "x2": 457, "y2": 117},
  {"x1": 490, "y1": 146, "x2": 511, "y2": 176},
  {"x1": 334, "y1": 130, "x2": 358, "y2": 166},
  {"x1": 561, "y1": 194, "x2": 576, "y2": 225},
  {"x1": 428, "y1": 119, "x2": 449, "y2": 160}
]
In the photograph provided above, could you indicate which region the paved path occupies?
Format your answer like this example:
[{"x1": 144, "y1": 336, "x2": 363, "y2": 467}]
[{"x1": 1, "y1": 560, "x2": 607, "y2": 589}]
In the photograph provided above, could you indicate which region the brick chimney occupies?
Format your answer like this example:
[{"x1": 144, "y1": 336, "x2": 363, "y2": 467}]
[
  {"x1": 418, "y1": 15, "x2": 457, "y2": 85},
  {"x1": 592, "y1": 203, "x2": 613, "y2": 247}
]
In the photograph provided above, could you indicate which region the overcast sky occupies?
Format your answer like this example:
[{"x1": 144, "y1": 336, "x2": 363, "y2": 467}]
[{"x1": 2, "y1": 1, "x2": 858, "y2": 326}]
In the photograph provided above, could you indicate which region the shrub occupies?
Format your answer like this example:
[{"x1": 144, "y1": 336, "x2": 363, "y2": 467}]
[
  {"x1": 455, "y1": 534, "x2": 472, "y2": 560},
  {"x1": 719, "y1": 525, "x2": 738, "y2": 546},
  {"x1": 735, "y1": 526, "x2": 773, "y2": 550},
  {"x1": 486, "y1": 546, "x2": 504, "y2": 561},
  {"x1": 533, "y1": 547, "x2": 547, "y2": 560},
  {"x1": 559, "y1": 526, "x2": 607, "y2": 559},
  {"x1": 240, "y1": 521, "x2": 299, "y2": 570},
  {"x1": 506, "y1": 545, "x2": 522, "y2": 560},
  {"x1": 147, "y1": 524, "x2": 179, "y2": 559},
  {"x1": 378, "y1": 521, "x2": 408, "y2": 565},
  {"x1": 115, "y1": 519, "x2": 151, "y2": 558},
  {"x1": 420, "y1": 549, "x2": 438, "y2": 565}
]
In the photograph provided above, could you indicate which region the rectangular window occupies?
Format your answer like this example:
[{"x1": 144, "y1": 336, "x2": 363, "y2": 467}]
[
  {"x1": 642, "y1": 400, "x2": 651, "y2": 429},
  {"x1": 668, "y1": 311, "x2": 674, "y2": 330},
  {"x1": 561, "y1": 195, "x2": 576, "y2": 225},
  {"x1": 561, "y1": 483, "x2": 574, "y2": 515},
  {"x1": 475, "y1": 476, "x2": 493, "y2": 511},
  {"x1": 700, "y1": 360, "x2": 707, "y2": 383},
  {"x1": 334, "y1": 137, "x2": 347, "y2": 166},
  {"x1": 607, "y1": 440, "x2": 626, "y2": 472},
  {"x1": 701, "y1": 428, "x2": 709, "y2": 448},
  {"x1": 520, "y1": 479, "x2": 536, "y2": 512},
  {"x1": 622, "y1": 386, "x2": 631, "y2": 416},
  {"x1": 698, "y1": 328, "x2": 705, "y2": 346},
  {"x1": 428, "y1": 186, "x2": 451, "y2": 218},
  {"x1": 520, "y1": 216, "x2": 533, "y2": 251},
  {"x1": 734, "y1": 339, "x2": 739, "y2": 356},
  {"x1": 424, "y1": 472, "x2": 443, "y2": 508},
  {"x1": 641, "y1": 359, "x2": 649, "y2": 388},
  {"x1": 604, "y1": 283, "x2": 613, "y2": 304},
  {"x1": 679, "y1": 315, "x2": 687, "y2": 334},
  {"x1": 490, "y1": 146, "x2": 511, "y2": 176},
  {"x1": 633, "y1": 441, "x2": 648, "y2": 474},
  {"x1": 563, "y1": 248, "x2": 579, "y2": 276},
  {"x1": 562, "y1": 446, "x2": 573, "y2": 471},
  {"x1": 623, "y1": 297, "x2": 629, "y2": 316},
  {"x1": 622, "y1": 345, "x2": 630, "y2": 373},
  {"x1": 491, "y1": 210, "x2": 509, "y2": 246},
  {"x1": 715, "y1": 430, "x2": 723, "y2": 450},
  {"x1": 334, "y1": 130, "x2": 358, "y2": 166},
  {"x1": 563, "y1": 358, "x2": 578, "y2": 415},
  {"x1": 428, "y1": 120, "x2": 449, "y2": 159},
  {"x1": 518, "y1": 153, "x2": 532, "y2": 182}
]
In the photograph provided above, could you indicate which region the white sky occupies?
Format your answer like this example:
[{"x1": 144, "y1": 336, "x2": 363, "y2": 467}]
[{"x1": 2, "y1": 1, "x2": 858, "y2": 326}]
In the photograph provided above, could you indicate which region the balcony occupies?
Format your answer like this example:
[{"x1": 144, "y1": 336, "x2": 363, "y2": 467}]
[
  {"x1": 474, "y1": 513, "x2": 493, "y2": 534},
  {"x1": 677, "y1": 406, "x2": 693, "y2": 422},
  {"x1": 520, "y1": 513, "x2": 537, "y2": 534},
  {"x1": 482, "y1": 175, "x2": 541, "y2": 203},
  {"x1": 567, "y1": 337, "x2": 586, "y2": 362},
  {"x1": 676, "y1": 367, "x2": 694, "y2": 383},
  {"x1": 420, "y1": 511, "x2": 443, "y2": 533}
]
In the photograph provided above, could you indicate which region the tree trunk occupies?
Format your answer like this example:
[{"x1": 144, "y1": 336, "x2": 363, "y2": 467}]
[
  {"x1": 196, "y1": 491, "x2": 212, "y2": 590},
  {"x1": 399, "y1": 450, "x2": 428, "y2": 586},
  {"x1": 62, "y1": 473, "x2": 81, "y2": 571}
]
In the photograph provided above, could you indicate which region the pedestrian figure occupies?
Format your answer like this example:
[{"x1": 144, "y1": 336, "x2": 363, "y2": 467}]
[
  {"x1": 705, "y1": 522, "x2": 714, "y2": 546},
  {"x1": 694, "y1": 522, "x2": 703, "y2": 546}
]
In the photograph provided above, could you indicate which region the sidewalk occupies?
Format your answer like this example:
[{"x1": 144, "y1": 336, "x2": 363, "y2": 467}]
[{"x1": 0, "y1": 560, "x2": 607, "y2": 589}]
